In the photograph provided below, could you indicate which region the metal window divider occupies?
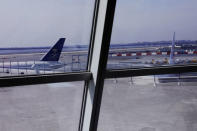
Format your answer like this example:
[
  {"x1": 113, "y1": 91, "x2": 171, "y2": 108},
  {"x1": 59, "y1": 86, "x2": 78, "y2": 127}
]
[{"x1": 80, "y1": 0, "x2": 117, "y2": 131}]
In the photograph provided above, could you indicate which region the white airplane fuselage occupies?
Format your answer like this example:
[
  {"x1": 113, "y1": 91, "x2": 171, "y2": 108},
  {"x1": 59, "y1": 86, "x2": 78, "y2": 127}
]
[{"x1": 31, "y1": 61, "x2": 65, "y2": 71}]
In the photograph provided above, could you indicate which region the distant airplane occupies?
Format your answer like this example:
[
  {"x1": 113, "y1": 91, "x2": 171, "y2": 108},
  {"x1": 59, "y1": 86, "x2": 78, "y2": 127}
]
[
  {"x1": 0, "y1": 38, "x2": 66, "y2": 74},
  {"x1": 131, "y1": 32, "x2": 195, "y2": 67},
  {"x1": 107, "y1": 32, "x2": 197, "y2": 83},
  {"x1": 156, "y1": 33, "x2": 197, "y2": 83},
  {"x1": 107, "y1": 33, "x2": 177, "y2": 68},
  {"x1": 32, "y1": 38, "x2": 65, "y2": 74}
]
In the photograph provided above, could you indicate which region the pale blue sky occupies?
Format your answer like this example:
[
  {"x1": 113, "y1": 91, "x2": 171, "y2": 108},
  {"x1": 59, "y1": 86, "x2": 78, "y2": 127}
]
[
  {"x1": 0, "y1": 0, "x2": 94, "y2": 47},
  {"x1": 0, "y1": 0, "x2": 196, "y2": 47},
  {"x1": 111, "y1": 0, "x2": 197, "y2": 43}
]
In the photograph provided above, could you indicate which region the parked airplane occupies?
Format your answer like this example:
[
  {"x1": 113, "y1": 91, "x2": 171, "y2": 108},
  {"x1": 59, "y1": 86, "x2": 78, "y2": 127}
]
[{"x1": 0, "y1": 38, "x2": 66, "y2": 74}]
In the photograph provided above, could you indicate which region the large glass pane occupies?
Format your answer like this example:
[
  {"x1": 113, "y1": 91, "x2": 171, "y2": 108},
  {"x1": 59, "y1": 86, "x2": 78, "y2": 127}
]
[
  {"x1": 98, "y1": 76, "x2": 197, "y2": 131},
  {"x1": 0, "y1": 0, "x2": 95, "y2": 76},
  {"x1": 0, "y1": 81, "x2": 84, "y2": 131},
  {"x1": 108, "y1": 0, "x2": 197, "y2": 69}
]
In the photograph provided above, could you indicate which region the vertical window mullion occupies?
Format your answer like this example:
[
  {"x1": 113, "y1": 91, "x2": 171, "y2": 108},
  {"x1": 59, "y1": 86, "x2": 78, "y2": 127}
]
[{"x1": 81, "y1": 0, "x2": 117, "y2": 131}]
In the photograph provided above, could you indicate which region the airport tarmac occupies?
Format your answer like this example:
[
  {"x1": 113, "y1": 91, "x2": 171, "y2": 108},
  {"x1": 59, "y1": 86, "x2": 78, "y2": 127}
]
[
  {"x1": 0, "y1": 76, "x2": 197, "y2": 131},
  {"x1": 0, "y1": 52, "x2": 88, "y2": 76},
  {"x1": 0, "y1": 51, "x2": 197, "y2": 130},
  {"x1": 0, "y1": 81, "x2": 84, "y2": 131},
  {"x1": 98, "y1": 77, "x2": 197, "y2": 131},
  {"x1": 108, "y1": 55, "x2": 197, "y2": 69},
  {"x1": 0, "y1": 52, "x2": 197, "y2": 76}
]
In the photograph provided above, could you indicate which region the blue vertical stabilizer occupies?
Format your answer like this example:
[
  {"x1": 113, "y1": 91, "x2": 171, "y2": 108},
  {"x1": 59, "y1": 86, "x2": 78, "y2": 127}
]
[{"x1": 41, "y1": 38, "x2": 65, "y2": 61}]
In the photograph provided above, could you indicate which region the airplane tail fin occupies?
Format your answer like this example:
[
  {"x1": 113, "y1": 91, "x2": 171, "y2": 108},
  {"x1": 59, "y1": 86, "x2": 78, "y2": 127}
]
[
  {"x1": 169, "y1": 32, "x2": 175, "y2": 64},
  {"x1": 41, "y1": 38, "x2": 65, "y2": 61}
]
